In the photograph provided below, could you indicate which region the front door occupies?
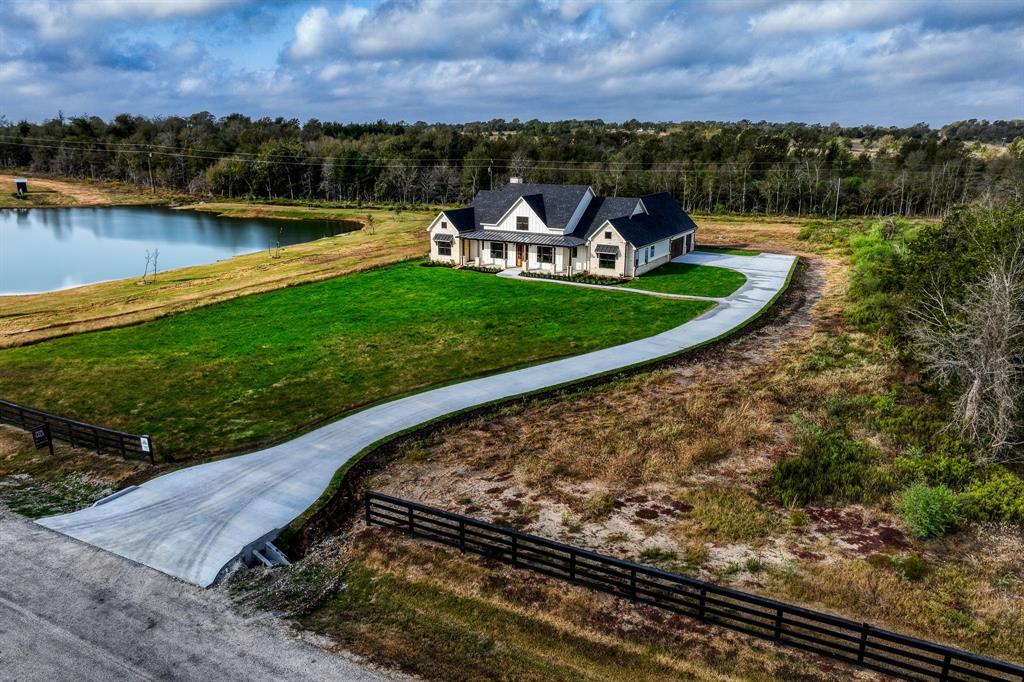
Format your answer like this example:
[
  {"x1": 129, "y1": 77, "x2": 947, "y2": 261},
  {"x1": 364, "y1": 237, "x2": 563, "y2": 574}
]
[{"x1": 516, "y1": 244, "x2": 525, "y2": 267}]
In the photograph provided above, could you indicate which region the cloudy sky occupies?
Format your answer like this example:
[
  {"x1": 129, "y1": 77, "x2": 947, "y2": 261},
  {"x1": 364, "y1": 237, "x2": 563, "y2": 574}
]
[{"x1": 1, "y1": 0, "x2": 1022, "y2": 125}]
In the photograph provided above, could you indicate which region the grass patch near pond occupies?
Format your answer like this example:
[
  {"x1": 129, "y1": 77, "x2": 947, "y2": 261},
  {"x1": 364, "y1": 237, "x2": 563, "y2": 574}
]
[
  {"x1": 0, "y1": 261, "x2": 710, "y2": 461},
  {"x1": 624, "y1": 262, "x2": 747, "y2": 298}
]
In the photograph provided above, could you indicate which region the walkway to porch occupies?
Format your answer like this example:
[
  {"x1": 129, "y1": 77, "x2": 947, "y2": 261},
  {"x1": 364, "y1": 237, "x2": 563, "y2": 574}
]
[{"x1": 496, "y1": 263, "x2": 721, "y2": 302}]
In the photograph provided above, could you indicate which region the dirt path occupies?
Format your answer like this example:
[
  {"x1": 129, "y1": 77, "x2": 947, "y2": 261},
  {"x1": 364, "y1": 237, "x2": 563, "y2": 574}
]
[
  {"x1": 0, "y1": 173, "x2": 114, "y2": 205},
  {"x1": 0, "y1": 506, "x2": 394, "y2": 681}
]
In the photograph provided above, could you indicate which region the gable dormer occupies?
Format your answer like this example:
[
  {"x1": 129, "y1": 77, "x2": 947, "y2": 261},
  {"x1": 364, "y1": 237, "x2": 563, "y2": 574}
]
[
  {"x1": 562, "y1": 186, "x2": 595, "y2": 234},
  {"x1": 487, "y1": 194, "x2": 552, "y2": 233}
]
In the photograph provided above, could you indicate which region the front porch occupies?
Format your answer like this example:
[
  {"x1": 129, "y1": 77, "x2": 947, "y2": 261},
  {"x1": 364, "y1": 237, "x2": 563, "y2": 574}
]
[{"x1": 460, "y1": 234, "x2": 584, "y2": 276}]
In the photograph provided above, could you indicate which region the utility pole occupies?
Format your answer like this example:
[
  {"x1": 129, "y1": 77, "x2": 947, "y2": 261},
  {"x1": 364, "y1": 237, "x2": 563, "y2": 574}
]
[
  {"x1": 833, "y1": 176, "x2": 841, "y2": 221},
  {"x1": 148, "y1": 152, "x2": 154, "y2": 192}
]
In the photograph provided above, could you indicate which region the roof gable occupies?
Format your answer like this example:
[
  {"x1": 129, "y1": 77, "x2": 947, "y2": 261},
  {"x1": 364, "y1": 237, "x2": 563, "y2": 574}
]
[
  {"x1": 472, "y1": 182, "x2": 590, "y2": 231},
  {"x1": 439, "y1": 207, "x2": 476, "y2": 232}
]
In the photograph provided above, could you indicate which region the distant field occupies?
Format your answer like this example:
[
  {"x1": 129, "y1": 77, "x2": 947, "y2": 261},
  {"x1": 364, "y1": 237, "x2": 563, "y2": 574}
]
[
  {"x1": 0, "y1": 262, "x2": 709, "y2": 460},
  {"x1": 626, "y1": 262, "x2": 747, "y2": 297}
]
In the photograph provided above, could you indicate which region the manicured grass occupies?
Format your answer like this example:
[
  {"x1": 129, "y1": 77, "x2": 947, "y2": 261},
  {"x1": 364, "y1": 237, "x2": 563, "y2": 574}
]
[
  {"x1": 696, "y1": 246, "x2": 762, "y2": 256},
  {"x1": 0, "y1": 262, "x2": 710, "y2": 460},
  {"x1": 623, "y1": 262, "x2": 747, "y2": 297}
]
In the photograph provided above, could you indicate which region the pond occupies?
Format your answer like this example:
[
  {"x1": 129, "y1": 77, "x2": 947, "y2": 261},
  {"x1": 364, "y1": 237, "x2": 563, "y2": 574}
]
[{"x1": 0, "y1": 206, "x2": 361, "y2": 295}]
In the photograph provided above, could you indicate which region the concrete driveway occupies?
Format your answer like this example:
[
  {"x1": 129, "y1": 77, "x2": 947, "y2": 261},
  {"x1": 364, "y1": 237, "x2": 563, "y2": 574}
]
[
  {"x1": 0, "y1": 508, "x2": 390, "y2": 681},
  {"x1": 39, "y1": 251, "x2": 797, "y2": 587}
]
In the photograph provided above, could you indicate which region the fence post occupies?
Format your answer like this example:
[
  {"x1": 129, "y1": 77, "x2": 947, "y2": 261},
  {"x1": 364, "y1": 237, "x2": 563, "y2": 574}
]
[
  {"x1": 629, "y1": 568, "x2": 637, "y2": 599},
  {"x1": 119, "y1": 434, "x2": 127, "y2": 460},
  {"x1": 92, "y1": 426, "x2": 101, "y2": 450},
  {"x1": 857, "y1": 623, "x2": 869, "y2": 663},
  {"x1": 511, "y1": 534, "x2": 518, "y2": 565},
  {"x1": 407, "y1": 505, "x2": 415, "y2": 535},
  {"x1": 773, "y1": 608, "x2": 784, "y2": 642},
  {"x1": 459, "y1": 520, "x2": 465, "y2": 552},
  {"x1": 698, "y1": 587, "x2": 707, "y2": 622},
  {"x1": 364, "y1": 495, "x2": 372, "y2": 527},
  {"x1": 939, "y1": 653, "x2": 951, "y2": 682},
  {"x1": 569, "y1": 552, "x2": 577, "y2": 581}
]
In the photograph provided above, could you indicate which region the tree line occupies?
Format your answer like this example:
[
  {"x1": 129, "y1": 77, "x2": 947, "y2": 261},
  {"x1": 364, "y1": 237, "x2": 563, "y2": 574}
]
[{"x1": 1, "y1": 113, "x2": 1021, "y2": 217}]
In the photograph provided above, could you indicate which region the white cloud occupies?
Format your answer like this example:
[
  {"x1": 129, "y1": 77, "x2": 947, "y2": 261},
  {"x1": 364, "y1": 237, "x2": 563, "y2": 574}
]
[
  {"x1": 2, "y1": 0, "x2": 1022, "y2": 125},
  {"x1": 752, "y1": 0, "x2": 921, "y2": 34}
]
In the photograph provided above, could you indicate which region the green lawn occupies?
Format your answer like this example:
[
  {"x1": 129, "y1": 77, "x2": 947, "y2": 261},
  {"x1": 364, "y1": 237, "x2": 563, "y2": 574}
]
[
  {"x1": 0, "y1": 261, "x2": 710, "y2": 460},
  {"x1": 695, "y1": 246, "x2": 762, "y2": 256},
  {"x1": 623, "y1": 263, "x2": 747, "y2": 298}
]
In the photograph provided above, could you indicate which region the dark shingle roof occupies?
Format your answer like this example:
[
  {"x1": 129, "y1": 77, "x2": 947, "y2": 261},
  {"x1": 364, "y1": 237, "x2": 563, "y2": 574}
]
[
  {"x1": 470, "y1": 183, "x2": 591, "y2": 231},
  {"x1": 453, "y1": 184, "x2": 696, "y2": 248},
  {"x1": 577, "y1": 192, "x2": 696, "y2": 248},
  {"x1": 571, "y1": 196, "x2": 642, "y2": 240},
  {"x1": 440, "y1": 207, "x2": 476, "y2": 233}
]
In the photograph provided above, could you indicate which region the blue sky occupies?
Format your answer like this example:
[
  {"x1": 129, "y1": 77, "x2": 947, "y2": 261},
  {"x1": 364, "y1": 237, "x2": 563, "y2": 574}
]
[{"x1": 1, "y1": 0, "x2": 1022, "y2": 125}]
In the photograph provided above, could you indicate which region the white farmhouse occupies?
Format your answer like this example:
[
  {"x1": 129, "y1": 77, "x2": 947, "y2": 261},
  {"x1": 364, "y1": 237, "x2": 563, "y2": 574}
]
[{"x1": 426, "y1": 179, "x2": 697, "y2": 278}]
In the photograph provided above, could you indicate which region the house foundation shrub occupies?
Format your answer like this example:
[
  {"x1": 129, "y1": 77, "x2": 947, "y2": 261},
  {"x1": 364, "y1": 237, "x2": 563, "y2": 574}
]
[{"x1": 520, "y1": 270, "x2": 622, "y2": 282}]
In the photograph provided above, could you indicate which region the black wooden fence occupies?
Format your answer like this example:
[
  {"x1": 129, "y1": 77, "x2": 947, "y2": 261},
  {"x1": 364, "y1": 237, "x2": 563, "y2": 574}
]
[
  {"x1": 365, "y1": 492, "x2": 1024, "y2": 682},
  {"x1": 0, "y1": 399, "x2": 155, "y2": 464}
]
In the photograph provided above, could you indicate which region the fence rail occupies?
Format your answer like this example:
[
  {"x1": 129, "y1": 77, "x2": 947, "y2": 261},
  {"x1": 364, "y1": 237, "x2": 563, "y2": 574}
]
[
  {"x1": 0, "y1": 399, "x2": 154, "y2": 464},
  {"x1": 365, "y1": 492, "x2": 1024, "y2": 682}
]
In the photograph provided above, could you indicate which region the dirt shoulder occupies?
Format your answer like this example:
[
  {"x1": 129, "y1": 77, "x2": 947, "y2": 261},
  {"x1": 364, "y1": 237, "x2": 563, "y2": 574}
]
[
  {"x1": 0, "y1": 505, "x2": 393, "y2": 681},
  {"x1": 0, "y1": 173, "x2": 184, "y2": 207}
]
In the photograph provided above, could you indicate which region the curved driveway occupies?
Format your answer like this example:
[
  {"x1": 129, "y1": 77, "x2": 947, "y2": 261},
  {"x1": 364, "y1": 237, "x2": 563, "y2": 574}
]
[{"x1": 40, "y1": 251, "x2": 797, "y2": 587}]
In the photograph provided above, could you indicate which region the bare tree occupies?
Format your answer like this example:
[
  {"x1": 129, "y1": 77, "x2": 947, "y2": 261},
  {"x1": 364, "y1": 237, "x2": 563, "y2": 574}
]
[
  {"x1": 909, "y1": 241, "x2": 1024, "y2": 461},
  {"x1": 141, "y1": 250, "x2": 152, "y2": 284},
  {"x1": 151, "y1": 248, "x2": 159, "y2": 282},
  {"x1": 508, "y1": 151, "x2": 533, "y2": 182}
]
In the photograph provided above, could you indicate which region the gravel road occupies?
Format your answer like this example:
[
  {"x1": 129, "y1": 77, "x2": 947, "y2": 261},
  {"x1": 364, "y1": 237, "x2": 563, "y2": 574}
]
[{"x1": 0, "y1": 507, "x2": 391, "y2": 681}]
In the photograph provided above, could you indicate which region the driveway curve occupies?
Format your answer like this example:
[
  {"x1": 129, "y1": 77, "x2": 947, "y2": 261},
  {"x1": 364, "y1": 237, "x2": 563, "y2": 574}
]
[{"x1": 40, "y1": 251, "x2": 797, "y2": 587}]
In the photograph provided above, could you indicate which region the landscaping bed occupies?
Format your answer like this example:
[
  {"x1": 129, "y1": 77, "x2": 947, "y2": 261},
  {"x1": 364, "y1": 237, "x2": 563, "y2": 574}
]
[{"x1": 519, "y1": 271, "x2": 627, "y2": 285}]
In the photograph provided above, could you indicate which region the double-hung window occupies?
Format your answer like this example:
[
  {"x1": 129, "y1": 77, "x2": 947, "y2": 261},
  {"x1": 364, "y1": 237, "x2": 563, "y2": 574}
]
[
  {"x1": 598, "y1": 254, "x2": 616, "y2": 269},
  {"x1": 490, "y1": 242, "x2": 506, "y2": 260},
  {"x1": 437, "y1": 242, "x2": 452, "y2": 256},
  {"x1": 516, "y1": 216, "x2": 529, "y2": 231},
  {"x1": 537, "y1": 246, "x2": 554, "y2": 264}
]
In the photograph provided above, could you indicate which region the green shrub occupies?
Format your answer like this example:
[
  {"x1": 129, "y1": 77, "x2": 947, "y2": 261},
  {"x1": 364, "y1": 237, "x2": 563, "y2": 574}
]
[
  {"x1": 770, "y1": 420, "x2": 888, "y2": 506},
  {"x1": 893, "y1": 448, "x2": 976, "y2": 490},
  {"x1": 898, "y1": 483, "x2": 960, "y2": 539},
  {"x1": 893, "y1": 553, "x2": 928, "y2": 581},
  {"x1": 960, "y1": 469, "x2": 1024, "y2": 525}
]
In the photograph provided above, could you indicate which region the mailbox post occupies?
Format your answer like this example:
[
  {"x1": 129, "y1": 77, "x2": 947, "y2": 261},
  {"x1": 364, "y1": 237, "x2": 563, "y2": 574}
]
[{"x1": 32, "y1": 423, "x2": 54, "y2": 456}]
